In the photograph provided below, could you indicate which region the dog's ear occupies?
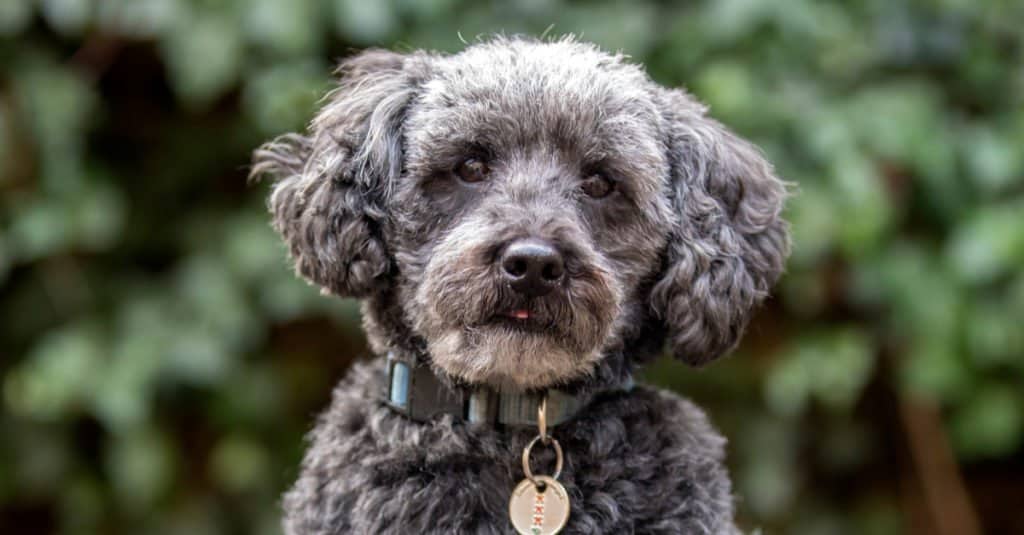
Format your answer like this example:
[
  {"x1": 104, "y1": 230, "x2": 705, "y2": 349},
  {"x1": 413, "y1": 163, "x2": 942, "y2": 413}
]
[
  {"x1": 650, "y1": 89, "x2": 790, "y2": 366},
  {"x1": 251, "y1": 49, "x2": 425, "y2": 297}
]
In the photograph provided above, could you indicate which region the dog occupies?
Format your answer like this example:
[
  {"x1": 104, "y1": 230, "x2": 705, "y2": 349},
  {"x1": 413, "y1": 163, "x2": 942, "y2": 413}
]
[{"x1": 252, "y1": 36, "x2": 789, "y2": 534}]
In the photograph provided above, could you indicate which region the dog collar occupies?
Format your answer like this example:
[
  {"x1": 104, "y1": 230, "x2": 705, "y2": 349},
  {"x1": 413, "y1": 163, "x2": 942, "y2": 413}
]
[{"x1": 384, "y1": 352, "x2": 633, "y2": 427}]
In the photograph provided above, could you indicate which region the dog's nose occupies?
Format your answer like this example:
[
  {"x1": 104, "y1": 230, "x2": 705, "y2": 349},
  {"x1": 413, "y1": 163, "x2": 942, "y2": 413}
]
[{"x1": 500, "y1": 239, "x2": 565, "y2": 297}]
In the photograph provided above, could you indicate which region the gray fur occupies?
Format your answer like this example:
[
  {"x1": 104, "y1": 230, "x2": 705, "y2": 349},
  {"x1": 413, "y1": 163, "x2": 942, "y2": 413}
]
[{"x1": 252, "y1": 36, "x2": 789, "y2": 534}]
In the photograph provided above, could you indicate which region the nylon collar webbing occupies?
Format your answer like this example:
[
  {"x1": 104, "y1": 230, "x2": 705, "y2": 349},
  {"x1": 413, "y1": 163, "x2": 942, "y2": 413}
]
[{"x1": 384, "y1": 352, "x2": 633, "y2": 427}]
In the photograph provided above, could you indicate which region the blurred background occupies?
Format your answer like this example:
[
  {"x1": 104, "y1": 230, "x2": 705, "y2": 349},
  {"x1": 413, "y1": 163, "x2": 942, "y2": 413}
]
[{"x1": 1, "y1": 0, "x2": 1023, "y2": 533}]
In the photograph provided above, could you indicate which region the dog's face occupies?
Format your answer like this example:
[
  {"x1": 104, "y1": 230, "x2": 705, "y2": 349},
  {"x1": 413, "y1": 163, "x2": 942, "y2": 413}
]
[
  {"x1": 253, "y1": 38, "x2": 789, "y2": 391},
  {"x1": 393, "y1": 44, "x2": 674, "y2": 389}
]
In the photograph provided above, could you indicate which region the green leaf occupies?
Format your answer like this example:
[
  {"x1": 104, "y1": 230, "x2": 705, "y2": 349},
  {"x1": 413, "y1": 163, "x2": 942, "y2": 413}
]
[
  {"x1": 12, "y1": 57, "x2": 98, "y2": 193},
  {"x1": 901, "y1": 337, "x2": 972, "y2": 402},
  {"x1": 785, "y1": 185, "x2": 838, "y2": 268},
  {"x1": 701, "y1": 0, "x2": 772, "y2": 45},
  {"x1": 59, "y1": 475, "x2": 105, "y2": 532},
  {"x1": 241, "y1": 60, "x2": 327, "y2": 135},
  {"x1": 766, "y1": 328, "x2": 876, "y2": 415},
  {"x1": 4, "y1": 324, "x2": 103, "y2": 420},
  {"x1": 96, "y1": 0, "x2": 183, "y2": 38},
  {"x1": 554, "y1": 2, "x2": 659, "y2": 55},
  {"x1": 334, "y1": 0, "x2": 397, "y2": 44},
  {"x1": 950, "y1": 386, "x2": 1024, "y2": 460},
  {"x1": 245, "y1": 0, "x2": 322, "y2": 56},
  {"x1": 694, "y1": 61, "x2": 756, "y2": 121},
  {"x1": 39, "y1": 0, "x2": 92, "y2": 36},
  {"x1": 161, "y1": 10, "x2": 244, "y2": 109},
  {"x1": 208, "y1": 435, "x2": 270, "y2": 493},
  {"x1": 874, "y1": 241, "x2": 963, "y2": 337},
  {"x1": 0, "y1": 0, "x2": 33, "y2": 36},
  {"x1": 736, "y1": 418, "x2": 800, "y2": 517},
  {"x1": 105, "y1": 428, "x2": 176, "y2": 511},
  {"x1": 830, "y1": 151, "x2": 892, "y2": 255},
  {"x1": 7, "y1": 197, "x2": 70, "y2": 261},
  {"x1": 946, "y1": 201, "x2": 1024, "y2": 285},
  {"x1": 963, "y1": 124, "x2": 1024, "y2": 195},
  {"x1": 965, "y1": 297, "x2": 1024, "y2": 369},
  {"x1": 73, "y1": 178, "x2": 126, "y2": 251},
  {"x1": 764, "y1": 347, "x2": 812, "y2": 417},
  {"x1": 396, "y1": 0, "x2": 459, "y2": 21}
]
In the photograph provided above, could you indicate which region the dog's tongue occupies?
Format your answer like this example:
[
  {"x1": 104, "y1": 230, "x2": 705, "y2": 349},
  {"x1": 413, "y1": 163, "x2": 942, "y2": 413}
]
[{"x1": 511, "y1": 309, "x2": 530, "y2": 320}]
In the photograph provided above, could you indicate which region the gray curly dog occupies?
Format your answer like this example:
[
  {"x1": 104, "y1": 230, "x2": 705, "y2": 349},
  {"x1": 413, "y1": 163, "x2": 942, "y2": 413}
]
[{"x1": 252, "y1": 36, "x2": 790, "y2": 534}]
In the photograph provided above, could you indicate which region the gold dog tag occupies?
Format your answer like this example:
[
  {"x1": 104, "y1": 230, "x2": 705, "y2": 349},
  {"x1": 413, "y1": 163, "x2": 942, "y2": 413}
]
[{"x1": 509, "y1": 475, "x2": 570, "y2": 535}]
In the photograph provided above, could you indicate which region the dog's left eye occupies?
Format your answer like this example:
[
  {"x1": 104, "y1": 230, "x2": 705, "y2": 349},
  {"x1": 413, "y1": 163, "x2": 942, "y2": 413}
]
[
  {"x1": 455, "y1": 158, "x2": 490, "y2": 183},
  {"x1": 581, "y1": 173, "x2": 614, "y2": 198}
]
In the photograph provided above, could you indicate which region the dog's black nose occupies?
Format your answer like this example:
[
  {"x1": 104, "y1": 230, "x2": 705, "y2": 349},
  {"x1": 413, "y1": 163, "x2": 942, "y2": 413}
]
[{"x1": 500, "y1": 239, "x2": 565, "y2": 297}]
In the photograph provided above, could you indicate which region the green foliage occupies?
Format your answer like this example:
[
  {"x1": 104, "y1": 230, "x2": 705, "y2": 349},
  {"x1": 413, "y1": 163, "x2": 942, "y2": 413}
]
[{"x1": 2, "y1": 0, "x2": 1022, "y2": 533}]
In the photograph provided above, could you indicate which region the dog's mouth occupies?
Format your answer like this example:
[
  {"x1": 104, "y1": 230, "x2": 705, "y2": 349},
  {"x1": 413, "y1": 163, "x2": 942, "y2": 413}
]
[{"x1": 483, "y1": 307, "x2": 557, "y2": 334}]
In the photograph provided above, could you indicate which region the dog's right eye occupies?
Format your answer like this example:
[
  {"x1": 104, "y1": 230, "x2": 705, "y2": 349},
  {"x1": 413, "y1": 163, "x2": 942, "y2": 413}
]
[
  {"x1": 455, "y1": 158, "x2": 490, "y2": 183},
  {"x1": 581, "y1": 172, "x2": 614, "y2": 199}
]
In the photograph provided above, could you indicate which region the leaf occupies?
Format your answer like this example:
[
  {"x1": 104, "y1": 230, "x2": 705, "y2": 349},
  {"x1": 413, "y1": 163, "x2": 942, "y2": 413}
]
[
  {"x1": 950, "y1": 385, "x2": 1024, "y2": 460},
  {"x1": 735, "y1": 418, "x2": 800, "y2": 517},
  {"x1": 4, "y1": 323, "x2": 103, "y2": 420},
  {"x1": 830, "y1": 151, "x2": 892, "y2": 255},
  {"x1": 241, "y1": 60, "x2": 328, "y2": 135},
  {"x1": 7, "y1": 197, "x2": 70, "y2": 261},
  {"x1": 0, "y1": 0, "x2": 33, "y2": 36},
  {"x1": 874, "y1": 241, "x2": 963, "y2": 337},
  {"x1": 96, "y1": 0, "x2": 184, "y2": 38},
  {"x1": 73, "y1": 177, "x2": 126, "y2": 251},
  {"x1": 39, "y1": 0, "x2": 92, "y2": 36},
  {"x1": 765, "y1": 328, "x2": 876, "y2": 415},
  {"x1": 962, "y1": 124, "x2": 1024, "y2": 195},
  {"x1": 552, "y1": 1, "x2": 659, "y2": 55},
  {"x1": 105, "y1": 428, "x2": 176, "y2": 511},
  {"x1": 12, "y1": 57, "x2": 98, "y2": 193},
  {"x1": 333, "y1": 0, "x2": 397, "y2": 44},
  {"x1": 244, "y1": 0, "x2": 322, "y2": 56},
  {"x1": 208, "y1": 435, "x2": 270, "y2": 493},
  {"x1": 396, "y1": 0, "x2": 460, "y2": 21},
  {"x1": 701, "y1": 0, "x2": 773, "y2": 45},
  {"x1": 785, "y1": 185, "x2": 838, "y2": 268},
  {"x1": 694, "y1": 61, "x2": 756, "y2": 121},
  {"x1": 160, "y1": 10, "x2": 244, "y2": 109},
  {"x1": 965, "y1": 297, "x2": 1024, "y2": 369},
  {"x1": 901, "y1": 337, "x2": 972, "y2": 402},
  {"x1": 946, "y1": 201, "x2": 1024, "y2": 285}
]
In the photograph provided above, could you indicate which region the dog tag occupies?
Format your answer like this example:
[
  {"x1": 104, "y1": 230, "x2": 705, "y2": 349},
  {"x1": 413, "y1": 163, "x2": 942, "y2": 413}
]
[{"x1": 509, "y1": 475, "x2": 570, "y2": 535}]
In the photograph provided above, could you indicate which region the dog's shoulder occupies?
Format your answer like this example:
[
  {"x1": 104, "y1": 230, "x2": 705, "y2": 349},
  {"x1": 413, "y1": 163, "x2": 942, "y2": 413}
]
[{"x1": 562, "y1": 386, "x2": 737, "y2": 533}]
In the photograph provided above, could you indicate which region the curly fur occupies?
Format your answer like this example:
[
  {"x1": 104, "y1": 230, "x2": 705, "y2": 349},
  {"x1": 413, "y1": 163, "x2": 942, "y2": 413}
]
[
  {"x1": 252, "y1": 36, "x2": 789, "y2": 534},
  {"x1": 285, "y1": 359, "x2": 739, "y2": 534}
]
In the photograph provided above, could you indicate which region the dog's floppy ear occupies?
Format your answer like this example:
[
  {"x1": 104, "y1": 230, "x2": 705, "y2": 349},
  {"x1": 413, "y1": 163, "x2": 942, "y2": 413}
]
[
  {"x1": 650, "y1": 89, "x2": 790, "y2": 366},
  {"x1": 251, "y1": 49, "x2": 424, "y2": 297}
]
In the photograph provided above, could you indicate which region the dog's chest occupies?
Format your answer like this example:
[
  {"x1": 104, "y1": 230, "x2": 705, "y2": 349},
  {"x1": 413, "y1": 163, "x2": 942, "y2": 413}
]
[
  {"x1": 337, "y1": 407, "x2": 661, "y2": 533},
  {"x1": 284, "y1": 369, "x2": 736, "y2": 534}
]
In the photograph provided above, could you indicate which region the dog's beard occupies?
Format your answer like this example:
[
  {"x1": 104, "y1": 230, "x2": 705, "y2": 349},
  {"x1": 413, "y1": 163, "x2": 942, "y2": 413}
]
[
  {"x1": 412, "y1": 232, "x2": 621, "y2": 391},
  {"x1": 430, "y1": 328, "x2": 591, "y2": 390}
]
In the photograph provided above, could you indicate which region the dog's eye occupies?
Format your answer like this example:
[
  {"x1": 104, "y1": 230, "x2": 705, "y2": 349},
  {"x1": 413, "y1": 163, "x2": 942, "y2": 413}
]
[
  {"x1": 455, "y1": 158, "x2": 490, "y2": 183},
  {"x1": 581, "y1": 173, "x2": 614, "y2": 198}
]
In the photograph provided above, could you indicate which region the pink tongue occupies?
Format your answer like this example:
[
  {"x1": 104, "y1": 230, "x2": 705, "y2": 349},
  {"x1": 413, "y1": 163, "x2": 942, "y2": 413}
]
[{"x1": 512, "y1": 309, "x2": 530, "y2": 320}]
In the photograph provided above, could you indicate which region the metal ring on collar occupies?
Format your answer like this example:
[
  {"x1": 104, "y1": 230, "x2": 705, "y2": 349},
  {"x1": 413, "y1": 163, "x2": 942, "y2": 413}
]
[{"x1": 521, "y1": 434, "x2": 563, "y2": 487}]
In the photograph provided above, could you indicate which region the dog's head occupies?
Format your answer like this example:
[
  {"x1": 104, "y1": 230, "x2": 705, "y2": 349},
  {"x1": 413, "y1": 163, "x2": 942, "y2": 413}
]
[{"x1": 253, "y1": 37, "x2": 789, "y2": 391}]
